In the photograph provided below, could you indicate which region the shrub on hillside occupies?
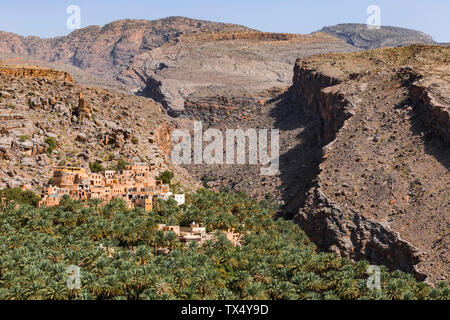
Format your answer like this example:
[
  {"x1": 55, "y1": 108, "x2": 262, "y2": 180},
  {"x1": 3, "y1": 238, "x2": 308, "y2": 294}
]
[
  {"x1": 89, "y1": 161, "x2": 105, "y2": 173},
  {"x1": 44, "y1": 137, "x2": 58, "y2": 155},
  {"x1": 0, "y1": 188, "x2": 40, "y2": 207},
  {"x1": 156, "y1": 170, "x2": 174, "y2": 185}
]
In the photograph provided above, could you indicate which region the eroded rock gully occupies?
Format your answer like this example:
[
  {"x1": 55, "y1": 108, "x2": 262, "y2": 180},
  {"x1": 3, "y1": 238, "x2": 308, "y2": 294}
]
[{"x1": 154, "y1": 45, "x2": 448, "y2": 283}]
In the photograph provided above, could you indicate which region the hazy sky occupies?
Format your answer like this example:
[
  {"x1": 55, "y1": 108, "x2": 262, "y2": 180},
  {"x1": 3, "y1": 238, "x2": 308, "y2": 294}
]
[{"x1": 1, "y1": 0, "x2": 449, "y2": 42}]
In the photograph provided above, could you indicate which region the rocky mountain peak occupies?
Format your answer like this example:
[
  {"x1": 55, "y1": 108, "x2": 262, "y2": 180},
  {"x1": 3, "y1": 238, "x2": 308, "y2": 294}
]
[{"x1": 320, "y1": 23, "x2": 435, "y2": 50}]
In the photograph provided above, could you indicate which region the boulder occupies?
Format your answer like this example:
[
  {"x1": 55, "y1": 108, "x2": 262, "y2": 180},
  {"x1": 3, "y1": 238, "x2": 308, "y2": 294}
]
[{"x1": 76, "y1": 133, "x2": 88, "y2": 142}]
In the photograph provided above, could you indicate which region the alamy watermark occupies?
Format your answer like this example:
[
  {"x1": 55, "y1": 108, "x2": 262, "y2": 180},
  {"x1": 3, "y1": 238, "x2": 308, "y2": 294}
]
[
  {"x1": 366, "y1": 265, "x2": 381, "y2": 290},
  {"x1": 66, "y1": 5, "x2": 81, "y2": 30},
  {"x1": 367, "y1": 5, "x2": 381, "y2": 30},
  {"x1": 171, "y1": 121, "x2": 279, "y2": 176},
  {"x1": 66, "y1": 265, "x2": 81, "y2": 289}
]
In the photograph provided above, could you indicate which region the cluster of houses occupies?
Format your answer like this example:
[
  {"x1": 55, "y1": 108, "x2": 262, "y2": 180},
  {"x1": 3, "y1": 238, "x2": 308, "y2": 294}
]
[
  {"x1": 36, "y1": 163, "x2": 243, "y2": 249},
  {"x1": 38, "y1": 163, "x2": 185, "y2": 212},
  {"x1": 156, "y1": 222, "x2": 242, "y2": 252}
]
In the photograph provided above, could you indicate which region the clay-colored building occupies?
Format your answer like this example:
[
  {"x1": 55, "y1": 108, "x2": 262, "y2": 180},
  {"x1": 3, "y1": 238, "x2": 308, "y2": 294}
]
[
  {"x1": 38, "y1": 164, "x2": 183, "y2": 212},
  {"x1": 157, "y1": 222, "x2": 242, "y2": 250}
]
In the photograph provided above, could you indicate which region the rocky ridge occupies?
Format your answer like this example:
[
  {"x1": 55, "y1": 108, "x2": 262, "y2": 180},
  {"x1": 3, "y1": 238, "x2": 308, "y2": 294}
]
[
  {"x1": 321, "y1": 23, "x2": 435, "y2": 50},
  {"x1": 290, "y1": 45, "x2": 449, "y2": 283},
  {"x1": 180, "y1": 45, "x2": 449, "y2": 284},
  {"x1": 0, "y1": 62, "x2": 200, "y2": 191}
]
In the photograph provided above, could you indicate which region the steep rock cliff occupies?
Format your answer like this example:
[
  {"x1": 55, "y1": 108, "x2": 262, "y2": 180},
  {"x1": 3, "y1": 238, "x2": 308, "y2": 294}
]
[{"x1": 291, "y1": 45, "x2": 449, "y2": 283}]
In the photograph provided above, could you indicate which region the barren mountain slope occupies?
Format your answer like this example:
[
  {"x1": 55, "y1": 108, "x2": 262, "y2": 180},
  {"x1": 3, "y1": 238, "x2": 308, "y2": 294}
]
[
  {"x1": 122, "y1": 31, "x2": 358, "y2": 113},
  {"x1": 0, "y1": 17, "x2": 252, "y2": 86},
  {"x1": 181, "y1": 45, "x2": 449, "y2": 284},
  {"x1": 321, "y1": 23, "x2": 435, "y2": 50},
  {"x1": 0, "y1": 63, "x2": 200, "y2": 191},
  {"x1": 0, "y1": 18, "x2": 359, "y2": 112}
]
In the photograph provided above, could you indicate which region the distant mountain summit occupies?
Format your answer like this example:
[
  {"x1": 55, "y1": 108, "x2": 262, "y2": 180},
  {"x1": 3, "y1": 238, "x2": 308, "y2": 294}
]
[
  {"x1": 0, "y1": 17, "x2": 439, "y2": 112},
  {"x1": 320, "y1": 23, "x2": 435, "y2": 50},
  {"x1": 0, "y1": 17, "x2": 252, "y2": 81}
]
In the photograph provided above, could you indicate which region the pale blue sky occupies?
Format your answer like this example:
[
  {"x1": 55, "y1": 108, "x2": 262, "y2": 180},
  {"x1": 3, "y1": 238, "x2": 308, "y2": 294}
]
[{"x1": 1, "y1": 0, "x2": 449, "y2": 42}]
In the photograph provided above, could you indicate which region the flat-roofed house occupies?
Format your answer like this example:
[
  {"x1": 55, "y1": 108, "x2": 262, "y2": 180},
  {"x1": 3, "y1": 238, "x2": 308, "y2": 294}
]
[
  {"x1": 39, "y1": 163, "x2": 184, "y2": 214},
  {"x1": 134, "y1": 198, "x2": 153, "y2": 212}
]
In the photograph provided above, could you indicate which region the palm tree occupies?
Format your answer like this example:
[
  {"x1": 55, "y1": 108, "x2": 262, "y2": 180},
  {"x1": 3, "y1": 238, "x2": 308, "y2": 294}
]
[
  {"x1": 174, "y1": 269, "x2": 191, "y2": 290},
  {"x1": 230, "y1": 270, "x2": 253, "y2": 298},
  {"x1": 154, "y1": 230, "x2": 166, "y2": 255},
  {"x1": 269, "y1": 280, "x2": 297, "y2": 300},
  {"x1": 215, "y1": 287, "x2": 236, "y2": 300},
  {"x1": 154, "y1": 281, "x2": 173, "y2": 297},
  {"x1": 135, "y1": 245, "x2": 152, "y2": 265},
  {"x1": 336, "y1": 279, "x2": 360, "y2": 300},
  {"x1": 193, "y1": 269, "x2": 216, "y2": 298},
  {"x1": 244, "y1": 282, "x2": 269, "y2": 300},
  {"x1": 165, "y1": 231, "x2": 179, "y2": 251}
]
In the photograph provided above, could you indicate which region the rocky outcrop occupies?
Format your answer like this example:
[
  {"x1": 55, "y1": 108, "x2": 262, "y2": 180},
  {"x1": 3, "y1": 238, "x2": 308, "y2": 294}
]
[
  {"x1": 74, "y1": 92, "x2": 92, "y2": 122},
  {"x1": 410, "y1": 79, "x2": 450, "y2": 144},
  {"x1": 291, "y1": 61, "x2": 351, "y2": 143},
  {"x1": 0, "y1": 65, "x2": 73, "y2": 83},
  {"x1": 290, "y1": 45, "x2": 449, "y2": 283},
  {"x1": 154, "y1": 124, "x2": 172, "y2": 156},
  {"x1": 295, "y1": 183, "x2": 428, "y2": 280}
]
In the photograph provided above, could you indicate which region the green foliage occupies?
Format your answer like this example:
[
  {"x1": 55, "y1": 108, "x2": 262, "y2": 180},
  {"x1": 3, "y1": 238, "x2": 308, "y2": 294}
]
[
  {"x1": 44, "y1": 137, "x2": 58, "y2": 155},
  {"x1": 0, "y1": 189, "x2": 447, "y2": 300},
  {"x1": 156, "y1": 170, "x2": 174, "y2": 185},
  {"x1": 89, "y1": 161, "x2": 104, "y2": 174},
  {"x1": 169, "y1": 182, "x2": 182, "y2": 194},
  {"x1": 200, "y1": 174, "x2": 216, "y2": 189},
  {"x1": 18, "y1": 135, "x2": 30, "y2": 142},
  {"x1": 115, "y1": 159, "x2": 129, "y2": 172},
  {"x1": 0, "y1": 188, "x2": 40, "y2": 207}
]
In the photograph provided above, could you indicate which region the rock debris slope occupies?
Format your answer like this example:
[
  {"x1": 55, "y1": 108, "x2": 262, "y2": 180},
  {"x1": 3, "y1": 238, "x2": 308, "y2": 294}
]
[{"x1": 0, "y1": 63, "x2": 200, "y2": 191}]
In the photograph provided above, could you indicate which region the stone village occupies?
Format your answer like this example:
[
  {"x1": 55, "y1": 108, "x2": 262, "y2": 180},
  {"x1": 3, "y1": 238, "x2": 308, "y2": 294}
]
[
  {"x1": 37, "y1": 163, "x2": 241, "y2": 248},
  {"x1": 38, "y1": 163, "x2": 185, "y2": 211}
]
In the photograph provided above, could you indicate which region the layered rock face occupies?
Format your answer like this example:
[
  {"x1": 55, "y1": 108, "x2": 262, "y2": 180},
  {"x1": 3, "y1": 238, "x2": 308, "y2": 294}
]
[
  {"x1": 0, "y1": 18, "x2": 359, "y2": 115},
  {"x1": 0, "y1": 65, "x2": 73, "y2": 83},
  {"x1": 290, "y1": 45, "x2": 449, "y2": 283},
  {"x1": 321, "y1": 24, "x2": 435, "y2": 50},
  {"x1": 0, "y1": 17, "x2": 252, "y2": 88}
]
